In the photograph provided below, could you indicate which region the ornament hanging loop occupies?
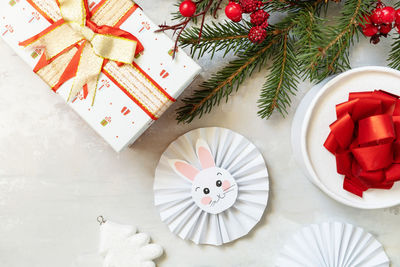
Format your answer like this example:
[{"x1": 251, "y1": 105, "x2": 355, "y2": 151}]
[{"x1": 97, "y1": 215, "x2": 107, "y2": 225}]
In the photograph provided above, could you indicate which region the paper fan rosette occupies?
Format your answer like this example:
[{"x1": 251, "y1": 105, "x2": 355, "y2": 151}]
[
  {"x1": 276, "y1": 222, "x2": 390, "y2": 267},
  {"x1": 154, "y1": 127, "x2": 269, "y2": 245}
]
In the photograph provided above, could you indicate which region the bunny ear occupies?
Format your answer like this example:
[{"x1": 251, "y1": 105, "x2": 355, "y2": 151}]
[
  {"x1": 169, "y1": 159, "x2": 199, "y2": 182},
  {"x1": 196, "y1": 139, "x2": 215, "y2": 169}
]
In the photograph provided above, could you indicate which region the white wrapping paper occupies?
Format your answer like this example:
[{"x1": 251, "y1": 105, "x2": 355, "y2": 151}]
[{"x1": 0, "y1": 0, "x2": 201, "y2": 152}]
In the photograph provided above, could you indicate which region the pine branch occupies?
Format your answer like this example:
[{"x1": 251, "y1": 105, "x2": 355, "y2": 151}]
[
  {"x1": 170, "y1": 0, "x2": 376, "y2": 123},
  {"x1": 176, "y1": 13, "x2": 301, "y2": 122},
  {"x1": 180, "y1": 21, "x2": 252, "y2": 58},
  {"x1": 300, "y1": 0, "x2": 375, "y2": 82},
  {"x1": 157, "y1": 0, "x2": 219, "y2": 58},
  {"x1": 388, "y1": 0, "x2": 400, "y2": 67},
  {"x1": 176, "y1": 41, "x2": 274, "y2": 123},
  {"x1": 267, "y1": 0, "x2": 328, "y2": 13},
  {"x1": 388, "y1": 35, "x2": 400, "y2": 70},
  {"x1": 258, "y1": 21, "x2": 299, "y2": 118},
  {"x1": 172, "y1": 0, "x2": 226, "y2": 22},
  {"x1": 293, "y1": 5, "x2": 325, "y2": 63}
]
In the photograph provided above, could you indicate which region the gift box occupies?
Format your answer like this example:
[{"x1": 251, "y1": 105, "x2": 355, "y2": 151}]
[
  {"x1": 291, "y1": 66, "x2": 400, "y2": 209},
  {"x1": 0, "y1": 0, "x2": 201, "y2": 152}
]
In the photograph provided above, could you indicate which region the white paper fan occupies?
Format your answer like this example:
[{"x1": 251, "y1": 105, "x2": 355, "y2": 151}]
[
  {"x1": 154, "y1": 127, "x2": 269, "y2": 246},
  {"x1": 276, "y1": 222, "x2": 390, "y2": 267}
]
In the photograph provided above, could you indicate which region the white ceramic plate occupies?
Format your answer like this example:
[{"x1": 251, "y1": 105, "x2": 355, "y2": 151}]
[
  {"x1": 292, "y1": 66, "x2": 400, "y2": 209},
  {"x1": 276, "y1": 222, "x2": 390, "y2": 267},
  {"x1": 154, "y1": 127, "x2": 269, "y2": 245}
]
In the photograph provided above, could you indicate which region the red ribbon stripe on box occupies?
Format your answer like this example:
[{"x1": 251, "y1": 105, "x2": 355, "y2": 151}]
[
  {"x1": 324, "y1": 90, "x2": 400, "y2": 197},
  {"x1": 21, "y1": 0, "x2": 175, "y2": 120}
]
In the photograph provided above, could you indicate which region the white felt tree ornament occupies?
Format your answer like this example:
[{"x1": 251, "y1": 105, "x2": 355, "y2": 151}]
[
  {"x1": 99, "y1": 220, "x2": 164, "y2": 267},
  {"x1": 73, "y1": 218, "x2": 164, "y2": 267},
  {"x1": 73, "y1": 220, "x2": 163, "y2": 267}
]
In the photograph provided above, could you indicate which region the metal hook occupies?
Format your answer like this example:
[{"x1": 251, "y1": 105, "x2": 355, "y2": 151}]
[{"x1": 97, "y1": 215, "x2": 107, "y2": 225}]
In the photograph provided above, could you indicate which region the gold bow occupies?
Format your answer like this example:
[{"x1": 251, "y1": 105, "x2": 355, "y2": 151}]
[{"x1": 20, "y1": 0, "x2": 144, "y2": 104}]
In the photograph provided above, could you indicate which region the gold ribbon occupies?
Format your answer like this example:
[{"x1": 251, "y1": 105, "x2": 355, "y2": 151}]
[{"x1": 20, "y1": 0, "x2": 142, "y2": 104}]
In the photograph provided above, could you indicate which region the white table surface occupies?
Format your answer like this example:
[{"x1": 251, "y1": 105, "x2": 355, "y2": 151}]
[{"x1": 0, "y1": 1, "x2": 399, "y2": 266}]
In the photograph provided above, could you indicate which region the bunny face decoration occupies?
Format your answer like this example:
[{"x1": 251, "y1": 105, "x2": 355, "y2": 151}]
[
  {"x1": 170, "y1": 140, "x2": 238, "y2": 214},
  {"x1": 154, "y1": 127, "x2": 269, "y2": 245}
]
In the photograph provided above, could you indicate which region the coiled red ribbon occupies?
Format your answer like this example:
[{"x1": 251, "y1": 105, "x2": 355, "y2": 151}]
[{"x1": 324, "y1": 90, "x2": 400, "y2": 197}]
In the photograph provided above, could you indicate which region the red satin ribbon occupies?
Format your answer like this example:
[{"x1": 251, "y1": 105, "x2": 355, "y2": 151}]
[
  {"x1": 324, "y1": 90, "x2": 400, "y2": 197},
  {"x1": 82, "y1": 0, "x2": 143, "y2": 56},
  {"x1": 85, "y1": 20, "x2": 144, "y2": 54}
]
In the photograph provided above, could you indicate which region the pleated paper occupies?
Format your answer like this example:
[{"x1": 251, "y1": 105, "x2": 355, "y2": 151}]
[
  {"x1": 276, "y1": 222, "x2": 390, "y2": 267},
  {"x1": 154, "y1": 127, "x2": 269, "y2": 245}
]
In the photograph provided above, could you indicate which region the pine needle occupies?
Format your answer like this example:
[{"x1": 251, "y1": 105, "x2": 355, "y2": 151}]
[
  {"x1": 258, "y1": 17, "x2": 299, "y2": 118},
  {"x1": 300, "y1": 0, "x2": 375, "y2": 82},
  {"x1": 176, "y1": 41, "x2": 274, "y2": 123},
  {"x1": 180, "y1": 21, "x2": 252, "y2": 59},
  {"x1": 388, "y1": 36, "x2": 400, "y2": 70}
]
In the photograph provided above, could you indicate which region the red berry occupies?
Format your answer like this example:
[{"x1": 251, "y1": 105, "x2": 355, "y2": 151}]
[
  {"x1": 248, "y1": 26, "x2": 267, "y2": 43},
  {"x1": 225, "y1": 2, "x2": 243, "y2": 22},
  {"x1": 362, "y1": 25, "x2": 378, "y2": 37},
  {"x1": 379, "y1": 24, "x2": 392, "y2": 35},
  {"x1": 250, "y1": 10, "x2": 270, "y2": 26},
  {"x1": 381, "y1": 6, "x2": 396, "y2": 24},
  {"x1": 359, "y1": 15, "x2": 371, "y2": 28},
  {"x1": 395, "y1": 9, "x2": 400, "y2": 25},
  {"x1": 179, "y1": 0, "x2": 196, "y2": 18},
  {"x1": 370, "y1": 8, "x2": 383, "y2": 24},
  {"x1": 240, "y1": 0, "x2": 263, "y2": 13},
  {"x1": 261, "y1": 20, "x2": 269, "y2": 28}
]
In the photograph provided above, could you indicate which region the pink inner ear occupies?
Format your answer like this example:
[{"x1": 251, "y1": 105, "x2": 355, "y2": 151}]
[
  {"x1": 175, "y1": 161, "x2": 199, "y2": 181},
  {"x1": 198, "y1": 147, "x2": 215, "y2": 169}
]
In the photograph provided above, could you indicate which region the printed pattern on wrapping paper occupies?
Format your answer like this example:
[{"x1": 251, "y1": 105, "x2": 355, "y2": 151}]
[
  {"x1": 0, "y1": 0, "x2": 201, "y2": 151},
  {"x1": 26, "y1": 0, "x2": 173, "y2": 120},
  {"x1": 28, "y1": 0, "x2": 61, "y2": 23}
]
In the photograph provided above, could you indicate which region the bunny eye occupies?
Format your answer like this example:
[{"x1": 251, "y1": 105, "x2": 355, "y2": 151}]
[
  {"x1": 217, "y1": 172, "x2": 222, "y2": 176},
  {"x1": 216, "y1": 180, "x2": 222, "y2": 187},
  {"x1": 203, "y1": 188, "x2": 210, "y2": 194}
]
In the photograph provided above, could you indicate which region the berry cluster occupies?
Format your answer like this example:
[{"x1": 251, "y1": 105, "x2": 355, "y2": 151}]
[
  {"x1": 360, "y1": 1, "x2": 400, "y2": 44},
  {"x1": 240, "y1": 0, "x2": 264, "y2": 13},
  {"x1": 225, "y1": 0, "x2": 270, "y2": 44}
]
